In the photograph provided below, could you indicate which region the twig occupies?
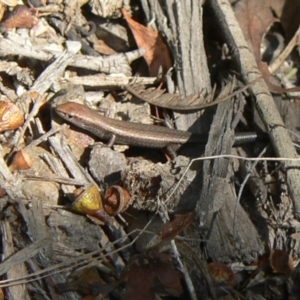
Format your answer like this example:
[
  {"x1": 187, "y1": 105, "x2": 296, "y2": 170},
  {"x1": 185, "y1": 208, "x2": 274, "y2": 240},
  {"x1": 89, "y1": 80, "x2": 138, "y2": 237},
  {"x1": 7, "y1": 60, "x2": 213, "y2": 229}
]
[
  {"x1": 15, "y1": 45, "x2": 79, "y2": 150},
  {"x1": 269, "y1": 25, "x2": 300, "y2": 74},
  {"x1": 0, "y1": 223, "x2": 156, "y2": 288},
  {"x1": 233, "y1": 146, "x2": 268, "y2": 237},
  {"x1": 165, "y1": 154, "x2": 300, "y2": 206},
  {"x1": 24, "y1": 124, "x2": 68, "y2": 150},
  {"x1": 210, "y1": 0, "x2": 300, "y2": 220},
  {"x1": 157, "y1": 198, "x2": 198, "y2": 300},
  {"x1": 66, "y1": 75, "x2": 157, "y2": 88},
  {"x1": 0, "y1": 35, "x2": 145, "y2": 76},
  {"x1": 1, "y1": 220, "x2": 29, "y2": 299}
]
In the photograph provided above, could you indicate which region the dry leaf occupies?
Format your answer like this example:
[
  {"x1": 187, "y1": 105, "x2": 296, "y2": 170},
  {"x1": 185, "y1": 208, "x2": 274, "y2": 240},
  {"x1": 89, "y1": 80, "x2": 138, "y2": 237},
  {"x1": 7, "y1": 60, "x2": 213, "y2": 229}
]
[
  {"x1": 161, "y1": 212, "x2": 195, "y2": 241},
  {"x1": 121, "y1": 253, "x2": 182, "y2": 300},
  {"x1": 81, "y1": 296, "x2": 100, "y2": 300},
  {"x1": 234, "y1": 0, "x2": 300, "y2": 93},
  {"x1": 257, "y1": 249, "x2": 294, "y2": 275},
  {"x1": 271, "y1": 0, "x2": 300, "y2": 41},
  {"x1": 122, "y1": 8, "x2": 172, "y2": 77},
  {"x1": 56, "y1": 267, "x2": 117, "y2": 296},
  {"x1": 0, "y1": 5, "x2": 37, "y2": 31},
  {"x1": 234, "y1": 0, "x2": 274, "y2": 59},
  {"x1": 270, "y1": 249, "x2": 294, "y2": 274}
]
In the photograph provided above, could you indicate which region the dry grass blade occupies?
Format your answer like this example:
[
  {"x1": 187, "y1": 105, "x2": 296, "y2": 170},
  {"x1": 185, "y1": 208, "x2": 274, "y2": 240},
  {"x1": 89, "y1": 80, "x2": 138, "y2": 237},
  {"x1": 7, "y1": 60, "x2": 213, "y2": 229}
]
[{"x1": 0, "y1": 223, "x2": 156, "y2": 289}]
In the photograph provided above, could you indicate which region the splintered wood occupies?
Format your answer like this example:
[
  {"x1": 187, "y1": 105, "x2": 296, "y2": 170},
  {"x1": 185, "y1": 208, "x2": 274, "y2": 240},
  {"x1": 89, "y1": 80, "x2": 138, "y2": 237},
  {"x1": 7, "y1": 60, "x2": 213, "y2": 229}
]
[{"x1": 0, "y1": 1, "x2": 300, "y2": 299}]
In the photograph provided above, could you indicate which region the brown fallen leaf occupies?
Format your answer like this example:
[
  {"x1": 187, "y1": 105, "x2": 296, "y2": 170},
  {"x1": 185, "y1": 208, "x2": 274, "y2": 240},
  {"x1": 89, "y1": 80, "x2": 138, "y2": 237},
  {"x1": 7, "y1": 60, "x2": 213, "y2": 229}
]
[
  {"x1": 56, "y1": 267, "x2": 117, "y2": 296},
  {"x1": 121, "y1": 252, "x2": 183, "y2": 300},
  {"x1": 271, "y1": 0, "x2": 300, "y2": 41},
  {"x1": 234, "y1": 0, "x2": 300, "y2": 93},
  {"x1": 0, "y1": 5, "x2": 37, "y2": 31},
  {"x1": 269, "y1": 249, "x2": 294, "y2": 274},
  {"x1": 256, "y1": 248, "x2": 294, "y2": 276},
  {"x1": 122, "y1": 8, "x2": 172, "y2": 77},
  {"x1": 161, "y1": 211, "x2": 196, "y2": 241}
]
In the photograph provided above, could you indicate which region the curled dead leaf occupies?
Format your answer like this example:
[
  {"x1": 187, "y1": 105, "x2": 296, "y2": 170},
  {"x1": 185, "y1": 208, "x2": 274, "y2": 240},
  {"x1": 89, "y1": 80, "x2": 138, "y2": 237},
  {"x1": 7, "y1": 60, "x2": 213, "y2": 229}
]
[{"x1": 122, "y1": 8, "x2": 172, "y2": 77}]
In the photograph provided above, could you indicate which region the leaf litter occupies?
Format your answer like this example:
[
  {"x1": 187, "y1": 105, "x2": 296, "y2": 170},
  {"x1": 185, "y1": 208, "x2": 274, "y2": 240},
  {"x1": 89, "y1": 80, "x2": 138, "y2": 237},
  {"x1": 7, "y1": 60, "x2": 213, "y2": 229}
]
[{"x1": 0, "y1": 0, "x2": 300, "y2": 299}]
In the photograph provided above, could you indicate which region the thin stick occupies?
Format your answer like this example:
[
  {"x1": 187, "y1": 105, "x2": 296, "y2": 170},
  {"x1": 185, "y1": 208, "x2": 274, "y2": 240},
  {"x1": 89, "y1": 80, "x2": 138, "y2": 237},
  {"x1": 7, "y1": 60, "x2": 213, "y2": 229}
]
[
  {"x1": 233, "y1": 146, "x2": 268, "y2": 237},
  {"x1": 165, "y1": 154, "x2": 300, "y2": 205}
]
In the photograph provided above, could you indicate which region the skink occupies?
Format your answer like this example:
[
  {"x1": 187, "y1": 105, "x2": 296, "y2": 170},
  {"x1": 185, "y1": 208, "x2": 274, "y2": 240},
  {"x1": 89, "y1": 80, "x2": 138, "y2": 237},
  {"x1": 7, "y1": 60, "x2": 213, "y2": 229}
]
[{"x1": 55, "y1": 102, "x2": 266, "y2": 149}]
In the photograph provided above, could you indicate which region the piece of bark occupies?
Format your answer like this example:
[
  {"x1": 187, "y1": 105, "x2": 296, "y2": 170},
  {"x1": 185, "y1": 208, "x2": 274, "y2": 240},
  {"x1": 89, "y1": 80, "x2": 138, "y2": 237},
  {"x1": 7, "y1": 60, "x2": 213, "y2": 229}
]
[
  {"x1": 201, "y1": 189, "x2": 264, "y2": 263},
  {"x1": 66, "y1": 74, "x2": 157, "y2": 88},
  {"x1": 0, "y1": 146, "x2": 26, "y2": 201},
  {"x1": 273, "y1": 96, "x2": 300, "y2": 141},
  {"x1": 19, "y1": 198, "x2": 52, "y2": 256},
  {"x1": 195, "y1": 92, "x2": 264, "y2": 262},
  {"x1": 209, "y1": 0, "x2": 300, "y2": 219},
  {"x1": 17, "y1": 146, "x2": 60, "y2": 209},
  {"x1": 0, "y1": 34, "x2": 144, "y2": 76},
  {"x1": 29, "y1": 256, "x2": 80, "y2": 300},
  {"x1": 236, "y1": 147, "x2": 268, "y2": 205},
  {"x1": 49, "y1": 134, "x2": 91, "y2": 185},
  {"x1": 142, "y1": 0, "x2": 212, "y2": 133},
  {"x1": 0, "y1": 219, "x2": 30, "y2": 299},
  {"x1": 138, "y1": 1, "x2": 264, "y2": 263},
  {"x1": 122, "y1": 156, "x2": 199, "y2": 212},
  {"x1": 15, "y1": 42, "x2": 80, "y2": 150},
  {"x1": 0, "y1": 238, "x2": 49, "y2": 277},
  {"x1": 89, "y1": 145, "x2": 127, "y2": 185}
]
